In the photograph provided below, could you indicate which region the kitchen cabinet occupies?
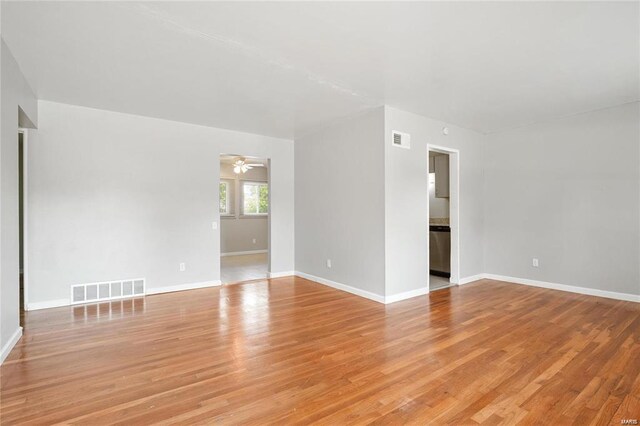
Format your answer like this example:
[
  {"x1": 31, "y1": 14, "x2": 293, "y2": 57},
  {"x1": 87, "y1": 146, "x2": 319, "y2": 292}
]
[{"x1": 434, "y1": 154, "x2": 449, "y2": 198}]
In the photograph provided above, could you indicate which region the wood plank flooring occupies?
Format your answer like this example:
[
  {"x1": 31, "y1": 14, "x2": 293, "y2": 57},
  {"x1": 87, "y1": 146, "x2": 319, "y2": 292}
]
[
  {"x1": 220, "y1": 253, "x2": 268, "y2": 284},
  {"x1": 1, "y1": 277, "x2": 639, "y2": 424}
]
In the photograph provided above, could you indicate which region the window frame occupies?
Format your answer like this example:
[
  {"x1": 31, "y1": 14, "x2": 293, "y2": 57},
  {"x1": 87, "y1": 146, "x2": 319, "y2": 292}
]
[
  {"x1": 241, "y1": 180, "x2": 269, "y2": 217},
  {"x1": 219, "y1": 180, "x2": 233, "y2": 217}
]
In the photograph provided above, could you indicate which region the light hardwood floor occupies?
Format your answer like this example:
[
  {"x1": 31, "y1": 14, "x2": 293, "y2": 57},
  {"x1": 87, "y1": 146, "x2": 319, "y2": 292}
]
[
  {"x1": 1, "y1": 277, "x2": 639, "y2": 424},
  {"x1": 220, "y1": 253, "x2": 268, "y2": 284},
  {"x1": 429, "y1": 274, "x2": 451, "y2": 290}
]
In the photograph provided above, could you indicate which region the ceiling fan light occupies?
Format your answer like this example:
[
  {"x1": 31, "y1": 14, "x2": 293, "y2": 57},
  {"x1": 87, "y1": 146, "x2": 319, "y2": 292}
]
[{"x1": 233, "y1": 165, "x2": 241, "y2": 174}]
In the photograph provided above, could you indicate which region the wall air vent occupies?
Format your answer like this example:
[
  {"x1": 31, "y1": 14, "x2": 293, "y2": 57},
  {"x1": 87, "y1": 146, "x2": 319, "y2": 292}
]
[
  {"x1": 71, "y1": 278, "x2": 145, "y2": 305},
  {"x1": 392, "y1": 130, "x2": 410, "y2": 149}
]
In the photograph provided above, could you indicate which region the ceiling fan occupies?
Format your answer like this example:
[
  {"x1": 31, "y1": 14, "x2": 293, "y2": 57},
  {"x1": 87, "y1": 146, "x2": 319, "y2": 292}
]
[{"x1": 232, "y1": 158, "x2": 264, "y2": 174}]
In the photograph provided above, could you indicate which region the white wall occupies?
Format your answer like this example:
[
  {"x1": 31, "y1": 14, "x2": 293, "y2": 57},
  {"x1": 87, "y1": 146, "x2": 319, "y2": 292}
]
[
  {"x1": 295, "y1": 107, "x2": 386, "y2": 298},
  {"x1": 11, "y1": 95, "x2": 638, "y2": 331},
  {"x1": 384, "y1": 106, "x2": 485, "y2": 296},
  {"x1": 483, "y1": 102, "x2": 640, "y2": 297},
  {"x1": 294, "y1": 105, "x2": 484, "y2": 301},
  {"x1": 1, "y1": 40, "x2": 38, "y2": 359},
  {"x1": 27, "y1": 101, "x2": 294, "y2": 307},
  {"x1": 220, "y1": 162, "x2": 268, "y2": 254}
]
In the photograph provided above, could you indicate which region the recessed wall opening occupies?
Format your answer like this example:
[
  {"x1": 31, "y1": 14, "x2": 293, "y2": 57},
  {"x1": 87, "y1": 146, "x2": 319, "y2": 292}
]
[
  {"x1": 18, "y1": 130, "x2": 26, "y2": 324},
  {"x1": 219, "y1": 154, "x2": 270, "y2": 284},
  {"x1": 427, "y1": 146, "x2": 460, "y2": 291}
]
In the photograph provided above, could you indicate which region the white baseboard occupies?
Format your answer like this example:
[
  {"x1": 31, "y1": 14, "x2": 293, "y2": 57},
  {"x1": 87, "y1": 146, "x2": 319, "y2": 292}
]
[
  {"x1": 268, "y1": 271, "x2": 295, "y2": 279},
  {"x1": 27, "y1": 281, "x2": 224, "y2": 311},
  {"x1": 146, "y1": 280, "x2": 222, "y2": 295},
  {"x1": 221, "y1": 250, "x2": 267, "y2": 257},
  {"x1": 385, "y1": 287, "x2": 430, "y2": 304},
  {"x1": 293, "y1": 271, "x2": 428, "y2": 304},
  {"x1": 482, "y1": 273, "x2": 640, "y2": 303},
  {"x1": 294, "y1": 271, "x2": 386, "y2": 304},
  {"x1": 25, "y1": 272, "x2": 637, "y2": 316},
  {"x1": 1, "y1": 327, "x2": 23, "y2": 364},
  {"x1": 294, "y1": 270, "x2": 638, "y2": 305},
  {"x1": 458, "y1": 274, "x2": 486, "y2": 285},
  {"x1": 27, "y1": 298, "x2": 70, "y2": 311}
]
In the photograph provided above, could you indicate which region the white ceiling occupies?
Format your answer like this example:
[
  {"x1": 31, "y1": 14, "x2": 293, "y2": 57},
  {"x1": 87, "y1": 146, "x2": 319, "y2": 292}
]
[{"x1": 2, "y1": 1, "x2": 638, "y2": 139}]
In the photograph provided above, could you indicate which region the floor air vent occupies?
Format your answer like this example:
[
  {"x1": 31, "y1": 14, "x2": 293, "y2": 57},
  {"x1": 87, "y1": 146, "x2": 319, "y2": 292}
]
[{"x1": 71, "y1": 278, "x2": 145, "y2": 304}]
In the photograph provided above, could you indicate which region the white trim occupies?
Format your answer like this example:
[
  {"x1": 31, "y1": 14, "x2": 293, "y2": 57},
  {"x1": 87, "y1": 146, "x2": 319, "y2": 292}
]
[
  {"x1": 268, "y1": 271, "x2": 295, "y2": 279},
  {"x1": 145, "y1": 280, "x2": 222, "y2": 295},
  {"x1": 19, "y1": 129, "x2": 30, "y2": 310},
  {"x1": 458, "y1": 274, "x2": 485, "y2": 285},
  {"x1": 455, "y1": 273, "x2": 639, "y2": 303},
  {"x1": 294, "y1": 270, "x2": 639, "y2": 305},
  {"x1": 27, "y1": 298, "x2": 70, "y2": 311},
  {"x1": 27, "y1": 279, "x2": 223, "y2": 310},
  {"x1": 452, "y1": 273, "x2": 639, "y2": 304},
  {"x1": 483, "y1": 274, "x2": 640, "y2": 303},
  {"x1": 427, "y1": 144, "x2": 461, "y2": 288},
  {"x1": 385, "y1": 287, "x2": 429, "y2": 304},
  {"x1": 1, "y1": 327, "x2": 23, "y2": 364},
  {"x1": 295, "y1": 271, "x2": 386, "y2": 304},
  {"x1": 294, "y1": 272, "x2": 428, "y2": 304},
  {"x1": 221, "y1": 249, "x2": 268, "y2": 257},
  {"x1": 267, "y1": 159, "x2": 272, "y2": 275}
]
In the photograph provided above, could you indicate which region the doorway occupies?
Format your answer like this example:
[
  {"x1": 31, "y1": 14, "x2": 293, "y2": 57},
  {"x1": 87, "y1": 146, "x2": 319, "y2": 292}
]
[
  {"x1": 219, "y1": 154, "x2": 270, "y2": 284},
  {"x1": 427, "y1": 146, "x2": 460, "y2": 291},
  {"x1": 18, "y1": 130, "x2": 27, "y2": 322}
]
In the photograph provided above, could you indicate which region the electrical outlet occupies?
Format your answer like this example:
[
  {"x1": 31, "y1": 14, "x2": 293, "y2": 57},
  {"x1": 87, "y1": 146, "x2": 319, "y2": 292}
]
[
  {"x1": 212, "y1": 221, "x2": 218, "y2": 230},
  {"x1": 252, "y1": 238, "x2": 257, "y2": 244},
  {"x1": 179, "y1": 262, "x2": 186, "y2": 272},
  {"x1": 326, "y1": 259, "x2": 332, "y2": 268},
  {"x1": 532, "y1": 258, "x2": 539, "y2": 268}
]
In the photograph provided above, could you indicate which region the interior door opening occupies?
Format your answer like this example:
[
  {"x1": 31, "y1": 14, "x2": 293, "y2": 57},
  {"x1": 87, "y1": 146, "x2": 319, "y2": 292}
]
[
  {"x1": 428, "y1": 146, "x2": 460, "y2": 291},
  {"x1": 219, "y1": 154, "x2": 271, "y2": 284},
  {"x1": 18, "y1": 130, "x2": 26, "y2": 323}
]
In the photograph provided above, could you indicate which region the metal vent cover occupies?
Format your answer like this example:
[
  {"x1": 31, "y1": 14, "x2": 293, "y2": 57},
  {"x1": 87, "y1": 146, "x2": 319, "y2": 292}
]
[
  {"x1": 71, "y1": 278, "x2": 145, "y2": 304},
  {"x1": 393, "y1": 133, "x2": 402, "y2": 145},
  {"x1": 391, "y1": 130, "x2": 410, "y2": 149}
]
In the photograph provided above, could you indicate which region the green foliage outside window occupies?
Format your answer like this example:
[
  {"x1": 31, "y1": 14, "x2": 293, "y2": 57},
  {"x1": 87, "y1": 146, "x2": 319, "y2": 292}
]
[
  {"x1": 243, "y1": 182, "x2": 268, "y2": 214},
  {"x1": 258, "y1": 184, "x2": 268, "y2": 213},
  {"x1": 219, "y1": 182, "x2": 228, "y2": 214}
]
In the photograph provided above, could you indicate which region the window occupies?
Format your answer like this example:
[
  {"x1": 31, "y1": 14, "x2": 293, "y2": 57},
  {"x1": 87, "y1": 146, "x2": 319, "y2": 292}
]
[
  {"x1": 242, "y1": 182, "x2": 268, "y2": 215},
  {"x1": 219, "y1": 181, "x2": 230, "y2": 215}
]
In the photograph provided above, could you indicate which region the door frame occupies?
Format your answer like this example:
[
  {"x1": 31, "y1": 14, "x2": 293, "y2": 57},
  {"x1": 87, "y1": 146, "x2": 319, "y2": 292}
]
[
  {"x1": 18, "y1": 128, "x2": 29, "y2": 310},
  {"x1": 218, "y1": 154, "x2": 271, "y2": 283},
  {"x1": 427, "y1": 144, "x2": 460, "y2": 286}
]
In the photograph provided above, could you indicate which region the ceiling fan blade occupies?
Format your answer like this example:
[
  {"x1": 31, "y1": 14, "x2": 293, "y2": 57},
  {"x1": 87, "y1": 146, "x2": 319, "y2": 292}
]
[{"x1": 246, "y1": 163, "x2": 264, "y2": 167}]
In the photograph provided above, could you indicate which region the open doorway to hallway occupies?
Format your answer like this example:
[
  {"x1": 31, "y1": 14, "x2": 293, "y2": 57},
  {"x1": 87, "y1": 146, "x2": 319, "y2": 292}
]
[
  {"x1": 428, "y1": 146, "x2": 460, "y2": 291},
  {"x1": 18, "y1": 130, "x2": 27, "y2": 323},
  {"x1": 219, "y1": 155, "x2": 270, "y2": 284},
  {"x1": 429, "y1": 151, "x2": 451, "y2": 290}
]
